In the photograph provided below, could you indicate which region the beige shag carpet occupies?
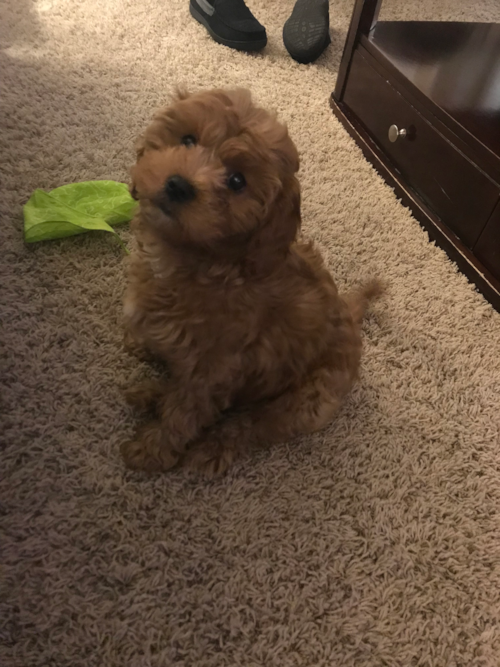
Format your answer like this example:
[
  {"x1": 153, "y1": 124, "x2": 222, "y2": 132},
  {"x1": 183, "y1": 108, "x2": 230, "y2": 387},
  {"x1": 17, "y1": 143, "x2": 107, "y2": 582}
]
[{"x1": 2, "y1": 1, "x2": 500, "y2": 665}]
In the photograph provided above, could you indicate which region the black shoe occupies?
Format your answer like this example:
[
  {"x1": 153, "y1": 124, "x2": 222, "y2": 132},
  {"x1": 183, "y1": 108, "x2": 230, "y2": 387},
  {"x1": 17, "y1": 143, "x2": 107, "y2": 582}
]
[
  {"x1": 283, "y1": 0, "x2": 330, "y2": 64},
  {"x1": 190, "y1": 0, "x2": 267, "y2": 52}
]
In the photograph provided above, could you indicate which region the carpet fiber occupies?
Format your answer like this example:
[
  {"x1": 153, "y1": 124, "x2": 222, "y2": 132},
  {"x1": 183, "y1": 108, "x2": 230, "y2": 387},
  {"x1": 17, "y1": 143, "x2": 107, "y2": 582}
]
[{"x1": 2, "y1": 1, "x2": 500, "y2": 666}]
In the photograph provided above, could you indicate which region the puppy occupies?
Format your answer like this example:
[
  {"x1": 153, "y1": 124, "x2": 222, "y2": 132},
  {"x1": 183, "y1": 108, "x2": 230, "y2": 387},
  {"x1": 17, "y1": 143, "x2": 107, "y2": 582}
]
[{"x1": 121, "y1": 88, "x2": 383, "y2": 476}]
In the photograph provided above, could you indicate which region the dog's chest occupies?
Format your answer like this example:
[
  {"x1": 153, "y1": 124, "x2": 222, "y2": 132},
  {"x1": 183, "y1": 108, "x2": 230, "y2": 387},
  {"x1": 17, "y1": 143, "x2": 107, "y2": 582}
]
[{"x1": 127, "y1": 260, "x2": 258, "y2": 358}]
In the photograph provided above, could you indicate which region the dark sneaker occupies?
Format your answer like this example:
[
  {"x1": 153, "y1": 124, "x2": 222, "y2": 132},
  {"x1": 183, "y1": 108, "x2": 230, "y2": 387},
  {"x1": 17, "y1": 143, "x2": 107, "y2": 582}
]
[
  {"x1": 283, "y1": 0, "x2": 330, "y2": 64},
  {"x1": 190, "y1": 0, "x2": 267, "y2": 51}
]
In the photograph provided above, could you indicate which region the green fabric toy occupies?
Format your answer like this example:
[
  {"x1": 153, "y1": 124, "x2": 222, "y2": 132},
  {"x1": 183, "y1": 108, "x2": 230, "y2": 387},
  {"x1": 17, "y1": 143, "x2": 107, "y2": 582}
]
[{"x1": 23, "y1": 180, "x2": 137, "y2": 252}]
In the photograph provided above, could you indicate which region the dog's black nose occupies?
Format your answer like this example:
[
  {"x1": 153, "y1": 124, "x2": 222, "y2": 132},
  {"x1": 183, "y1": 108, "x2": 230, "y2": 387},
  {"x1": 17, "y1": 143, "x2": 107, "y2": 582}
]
[{"x1": 165, "y1": 175, "x2": 196, "y2": 203}]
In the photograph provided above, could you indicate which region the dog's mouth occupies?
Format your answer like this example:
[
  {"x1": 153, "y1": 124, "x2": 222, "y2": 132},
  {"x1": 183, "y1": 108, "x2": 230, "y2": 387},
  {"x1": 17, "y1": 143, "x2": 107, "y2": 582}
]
[{"x1": 154, "y1": 196, "x2": 174, "y2": 218}]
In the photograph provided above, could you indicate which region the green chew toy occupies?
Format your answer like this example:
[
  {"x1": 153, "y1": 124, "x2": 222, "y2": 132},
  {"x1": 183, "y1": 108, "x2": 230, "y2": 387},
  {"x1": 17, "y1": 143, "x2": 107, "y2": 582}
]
[{"x1": 23, "y1": 180, "x2": 137, "y2": 252}]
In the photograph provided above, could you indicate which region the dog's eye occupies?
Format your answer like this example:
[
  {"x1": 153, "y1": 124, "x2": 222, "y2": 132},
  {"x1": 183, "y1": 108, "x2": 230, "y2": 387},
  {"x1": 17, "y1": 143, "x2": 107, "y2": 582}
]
[
  {"x1": 181, "y1": 134, "x2": 197, "y2": 147},
  {"x1": 227, "y1": 172, "x2": 246, "y2": 192}
]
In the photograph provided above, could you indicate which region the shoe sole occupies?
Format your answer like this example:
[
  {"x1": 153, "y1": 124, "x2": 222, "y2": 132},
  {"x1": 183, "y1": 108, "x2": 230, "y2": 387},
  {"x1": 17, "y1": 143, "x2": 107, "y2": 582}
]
[
  {"x1": 283, "y1": 0, "x2": 330, "y2": 63},
  {"x1": 190, "y1": 1, "x2": 267, "y2": 52}
]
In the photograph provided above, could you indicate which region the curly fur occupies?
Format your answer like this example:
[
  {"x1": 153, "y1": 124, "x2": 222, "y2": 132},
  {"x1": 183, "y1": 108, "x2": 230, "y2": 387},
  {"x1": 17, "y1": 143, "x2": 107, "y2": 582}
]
[{"x1": 121, "y1": 88, "x2": 383, "y2": 476}]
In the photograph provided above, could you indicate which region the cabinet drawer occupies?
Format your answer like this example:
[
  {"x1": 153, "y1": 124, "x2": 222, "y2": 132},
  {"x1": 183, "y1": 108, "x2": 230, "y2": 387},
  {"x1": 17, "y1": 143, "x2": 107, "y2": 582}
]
[
  {"x1": 474, "y1": 198, "x2": 500, "y2": 279},
  {"x1": 343, "y1": 48, "x2": 498, "y2": 249}
]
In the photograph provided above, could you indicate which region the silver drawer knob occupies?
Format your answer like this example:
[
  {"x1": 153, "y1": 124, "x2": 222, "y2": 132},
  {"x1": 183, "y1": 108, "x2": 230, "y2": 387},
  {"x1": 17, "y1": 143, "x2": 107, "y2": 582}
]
[{"x1": 388, "y1": 124, "x2": 407, "y2": 142}]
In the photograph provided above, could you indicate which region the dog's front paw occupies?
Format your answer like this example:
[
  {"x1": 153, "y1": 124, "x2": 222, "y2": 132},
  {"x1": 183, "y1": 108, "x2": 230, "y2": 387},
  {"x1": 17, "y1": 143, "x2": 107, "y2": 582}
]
[
  {"x1": 120, "y1": 421, "x2": 179, "y2": 473},
  {"x1": 123, "y1": 379, "x2": 165, "y2": 413},
  {"x1": 123, "y1": 331, "x2": 156, "y2": 362},
  {"x1": 183, "y1": 438, "x2": 236, "y2": 477}
]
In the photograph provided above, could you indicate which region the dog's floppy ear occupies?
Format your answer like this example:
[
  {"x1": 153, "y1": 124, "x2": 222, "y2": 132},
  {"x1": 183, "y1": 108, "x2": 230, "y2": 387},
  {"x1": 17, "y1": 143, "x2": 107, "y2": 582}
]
[
  {"x1": 134, "y1": 117, "x2": 169, "y2": 159},
  {"x1": 129, "y1": 150, "x2": 141, "y2": 200},
  {"x1": 129, "y1": 180, "x2": 139, "y2": 201},
  {"x1": 247, "y1": 175, "x2": 301, "y2": 274},
  {"x1": 253, "y1": 114, "x2": 300, "y2": 176},
  {"x1": 273, "y1": 126, "x2": 300, "y2": 175},
  {"x1": 130, "y1": 88, "x2": 193, "y2": 200},
  {"x1": 134, "y1": 87, "x2": 192, "y2": 161},
  {"x1": 129, "y1": 137, "x2": 148, "y2": 199},
  {"x1": 247, "y1": 122, "x2": 301, "y2": 273}
]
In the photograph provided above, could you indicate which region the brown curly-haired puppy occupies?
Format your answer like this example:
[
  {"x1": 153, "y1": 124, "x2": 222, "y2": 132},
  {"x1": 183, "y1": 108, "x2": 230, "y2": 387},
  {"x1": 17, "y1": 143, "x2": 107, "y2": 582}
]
[{"x1": 121, "y1": 88, "x2": 383, "y2": 476}]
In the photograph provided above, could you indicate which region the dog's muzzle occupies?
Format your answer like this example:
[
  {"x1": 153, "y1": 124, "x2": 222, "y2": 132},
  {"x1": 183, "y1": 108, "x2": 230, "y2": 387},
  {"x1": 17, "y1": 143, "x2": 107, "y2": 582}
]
[
  {"x1": 164, "y1": 175, "x2": 196, "y2": 204},
  {"x1": 153, "y1": 174, "x2": 196, "y2": 217}
]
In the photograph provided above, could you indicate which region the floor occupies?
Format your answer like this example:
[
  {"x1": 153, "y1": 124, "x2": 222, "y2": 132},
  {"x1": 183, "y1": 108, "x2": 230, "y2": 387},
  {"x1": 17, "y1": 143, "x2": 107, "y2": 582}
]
[{"x1": 1, "y1": 1, "x2": 500, "y2": 666}]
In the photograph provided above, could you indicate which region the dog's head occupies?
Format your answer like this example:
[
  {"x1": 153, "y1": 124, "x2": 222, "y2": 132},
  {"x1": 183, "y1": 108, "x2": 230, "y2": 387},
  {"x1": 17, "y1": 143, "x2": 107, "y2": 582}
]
[{"x1": 130, "y1": 89, "x2": 301, "y2": 269}]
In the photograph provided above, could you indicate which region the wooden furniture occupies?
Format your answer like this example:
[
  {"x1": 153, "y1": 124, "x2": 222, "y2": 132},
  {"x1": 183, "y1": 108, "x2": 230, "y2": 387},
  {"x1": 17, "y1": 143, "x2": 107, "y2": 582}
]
[{"x1": 331, "y1": 0, "x2": 500, "y2": 311}]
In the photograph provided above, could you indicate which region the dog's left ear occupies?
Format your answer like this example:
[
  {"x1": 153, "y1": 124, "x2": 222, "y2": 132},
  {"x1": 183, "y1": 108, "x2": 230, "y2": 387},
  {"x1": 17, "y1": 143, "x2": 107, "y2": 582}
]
[
  {"x1": 274, "y1": 131, "x2": 300, "y2": 176},
  {"x1": 257, "y1": 116, "x2": 300, "y2": 176},
  {"x1": 247, "y1": 174, "x2": 301, "y2": 274}
]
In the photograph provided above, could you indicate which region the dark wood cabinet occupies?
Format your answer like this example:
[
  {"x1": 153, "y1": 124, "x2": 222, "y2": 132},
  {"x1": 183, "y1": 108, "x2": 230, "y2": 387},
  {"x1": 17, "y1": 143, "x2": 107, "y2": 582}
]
[
  {"x1": 331, "y1": 0, "x2": 500, "y2": 311},
  {"x1": 475, "y1": 200, "x2": 500, "y2": 278}
]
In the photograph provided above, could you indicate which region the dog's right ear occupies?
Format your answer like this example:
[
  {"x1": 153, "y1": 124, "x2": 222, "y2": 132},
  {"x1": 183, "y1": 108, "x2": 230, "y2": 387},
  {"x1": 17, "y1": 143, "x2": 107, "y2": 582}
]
[
  {"x1": 133, "y1": 124, "x2": 167, "y2": 160},
  {"x1": 131, "y1": 87, "x2": 192, "y2": 184},
  {"x1": 129, "y1": 180, "x2": 139, "y2": 201},
  {"x1": 131, "y1": 133, "x2": 150, "y2": 201},
  {"x1": 134, "y1": 91, "x2": 190, "y2": 159},
  {"x1": 134, "y1": 134, "x2": 147, "y2": 160},
  {"x1": 129, "y1": 161, "x2": 139, "y2": 200}
]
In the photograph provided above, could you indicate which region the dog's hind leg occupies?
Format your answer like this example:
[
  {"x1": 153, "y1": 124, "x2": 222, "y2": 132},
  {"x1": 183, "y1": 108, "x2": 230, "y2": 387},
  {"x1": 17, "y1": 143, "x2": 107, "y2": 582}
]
[
  {"x1": 123, "y1": 378, "x2": 167, "y2": 413},
  {"x1": 182, "y1": 365, "x2": 351, "y2": 477}
]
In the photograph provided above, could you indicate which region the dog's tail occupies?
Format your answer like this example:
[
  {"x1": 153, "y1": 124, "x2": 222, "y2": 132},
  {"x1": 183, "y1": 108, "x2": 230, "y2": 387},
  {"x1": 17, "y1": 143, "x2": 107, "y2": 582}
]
[{"x1": 344, "y1": 278, "x2": 386, "y2": 325}]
